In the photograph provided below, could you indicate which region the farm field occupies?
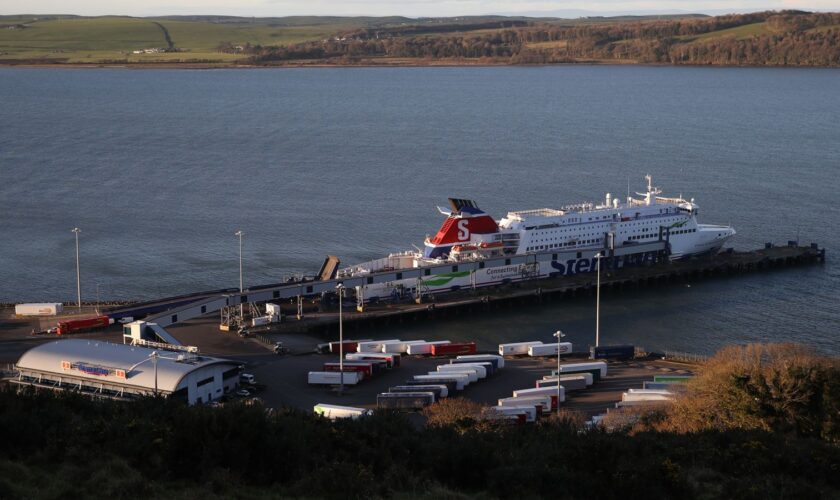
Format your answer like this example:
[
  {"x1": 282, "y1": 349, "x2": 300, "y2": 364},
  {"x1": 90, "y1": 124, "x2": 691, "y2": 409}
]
[{"x1": 0, "y1": 16, "x2": 353, "y2": 63}]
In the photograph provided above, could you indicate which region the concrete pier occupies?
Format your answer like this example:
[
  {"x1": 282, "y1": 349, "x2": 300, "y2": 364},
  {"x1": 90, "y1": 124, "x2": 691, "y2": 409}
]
[{"x1": 252, "y1": 242, "x2": 826, "y2": 336}]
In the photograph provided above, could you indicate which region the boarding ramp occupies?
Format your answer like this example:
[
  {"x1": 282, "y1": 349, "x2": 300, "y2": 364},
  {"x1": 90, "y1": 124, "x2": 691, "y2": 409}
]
[
  {"x1": 122, "y1": 320, "x2": 183, "y2": 346},
  {"x1": 318, "y1": 255, "x2": 341, "y2": 281}
]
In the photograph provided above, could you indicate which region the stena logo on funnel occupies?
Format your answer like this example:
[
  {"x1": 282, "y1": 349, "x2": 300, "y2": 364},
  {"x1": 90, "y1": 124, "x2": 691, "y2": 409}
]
[{"x1": 457, "y1": 220, "x2": 469, "y2": 241}]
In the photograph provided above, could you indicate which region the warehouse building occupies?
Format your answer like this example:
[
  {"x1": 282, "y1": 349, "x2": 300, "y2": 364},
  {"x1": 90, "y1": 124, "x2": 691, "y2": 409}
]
[{"x1": 13, "y1": 339, "x2": 242, "y2": 405}]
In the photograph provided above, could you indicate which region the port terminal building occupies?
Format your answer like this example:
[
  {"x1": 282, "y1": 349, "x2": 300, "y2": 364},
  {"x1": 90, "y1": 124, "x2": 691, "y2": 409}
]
[{"x1": 12, "y1": 339, "x2": 241, "y2": 405}]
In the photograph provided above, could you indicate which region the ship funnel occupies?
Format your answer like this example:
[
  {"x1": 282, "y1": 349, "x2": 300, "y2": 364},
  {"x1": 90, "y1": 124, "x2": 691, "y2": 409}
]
[
  {"x1": 605, "y1": 193, "x2": 611, "y2": 206},
  {"x1": 613, "y1": 198, "x2": 619, "y2": 209}
]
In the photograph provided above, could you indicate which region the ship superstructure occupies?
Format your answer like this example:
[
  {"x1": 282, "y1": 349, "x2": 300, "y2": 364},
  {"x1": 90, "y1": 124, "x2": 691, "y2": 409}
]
[{"x1": 338, "y1": 176, "x2": 735, "y2": 303}]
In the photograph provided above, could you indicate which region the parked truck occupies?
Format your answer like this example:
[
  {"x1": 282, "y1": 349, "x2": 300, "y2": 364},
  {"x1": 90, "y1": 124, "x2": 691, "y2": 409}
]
[
  {"x1": 388, "y1": 384, "x2": 449, "y2": 398},
  {"x1": 528, "y1": 342, "x2": 573, "y2": 357},
  {"x1": 456, "y1": 354, "x2": 505, "y2": 369},
  {"x1": 430, "y1": 342, "x2": 476, "y2": 356},
  {"x1": 313, "y1": 403, "x2": 372, "y2": 420},
  {"x1": 56, "y1": 315, "x2": 113, "y2": 335},
  {"x1": 15, "y1": 303, "x2": 62, "y2": 316},
  {"x1": 357, "y1": 340, "x2": 401, "y2": 353},
  {"x1": 449, "y1": 360, "x2": 496, "y2": 376},
  {"x1": 345, "y1": 352, "x2": 400, "y2": 368},
  {"x1": 590, "y1": 344, "x2": 635, "y2": 360},
  {"x1": 380, "y1": 340, "x2": 427, "y2": 354},
  {"x1": 406, "y1": 341, "x2": 451, "y2": 355},
  {"x1": 308, "y1": 371, "x2": 363, "y2": 385},
  {"x1": 499, "y1": 341, "x2": 543, "y2": 356},
  {"x1": 536, "y1": 374, "x2": 588, "y2": 391},
  {"x1": 554, "y1": 361, "x2": 608, "y2": 381},
  {"x1": 437, "y1": 363, "x2": 486, "y2": 379},
  {"x1": 376, "y1": 392, "x2": 435, "y2": 410},
  {"x1": 512, "y1": 386, "x2": 565, "y2": 407}
]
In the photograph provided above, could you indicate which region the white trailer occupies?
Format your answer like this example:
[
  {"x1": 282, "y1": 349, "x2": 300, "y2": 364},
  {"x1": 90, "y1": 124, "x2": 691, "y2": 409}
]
[
  {"x1": 543, "y1": 373, "x2": 594, "y2": 386},
  {"x1": 557, "y1": 361, "x2": 608, "y2": 378},
  {"x1": 406, "y1": 341, "x2": 451, "y2": 355},
  {"x1": 537, "y1": 375, "x2": 588, "y2": 391},
  {"x1": 627, "y1": 388, "x2": 675, "y2": 396},
  {"x1": 413, "y1": 373, "x2": 468, "y2": 391},
  {"x1": 265, "y1": 303, "x2": 282, "y2": 321},
  {"x1": 357, "y1": 340, "x2": 401, "y2": 353},
  {"x1": 437, "y1": 363, "x2": 486, "y2": 379},
  {"x1": 308, "y1": 371, "x2": 363, "y2": 385},
  {"x1": 615, "y1": 399, "x2": 671, "y2": 408},
  {"x1": 313, "y1": 403, "x2": 371, "y2": 420},
  {"x1": 621, "y1": 392, "x2": 674, "y2": 402},
  {"x1": 251, "y1": 315, "x2": 272, "y2": 327},
  {"x1": 428, "y1": 369, "x2": 476, "y2": 383},
  {"x1": 345, "y1": 352, "x2": 400, "y2": 368},
  {"x1": 499, "y1": 341, "x2": 543, "y2": 356},
  {"x1": 456, "y1": 354, "x2": 505, "y2": 369},
  {"x1": 528, "y1": 342, "x2": 573, "y2": 357},
  {"x1": 490, "y1": 405, "x2": 537, "y2": 422},
  {"x1": 498, "y1": 395, "x2": 552, "y2": 413},
  {"x1": 389, "y1": 384, "x2": 449, "y2": 398},
  {"x1": 15, "y1": 303, "x2": 63, "y2": 316},
  {"x1": 513, "y1": 386, "x2": 566, "y2": 404},
  {"x1": 381, "y1": 340, "x2": 427, "y2": 354}
]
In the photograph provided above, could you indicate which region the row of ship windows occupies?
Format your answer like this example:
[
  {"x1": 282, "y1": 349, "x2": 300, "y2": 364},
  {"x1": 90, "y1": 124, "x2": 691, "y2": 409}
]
[
  {"x1": 526, "y1": 238, "x2": 602, "y2": 252},
  {"x1": 529, "y1": 215, "x2": 688, "y2": 238}
]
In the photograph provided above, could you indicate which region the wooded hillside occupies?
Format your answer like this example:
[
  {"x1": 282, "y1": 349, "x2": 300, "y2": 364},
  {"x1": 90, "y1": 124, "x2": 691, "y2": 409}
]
[{"x1": 250, "y1": 11, "x2": 840, "y2": 67}]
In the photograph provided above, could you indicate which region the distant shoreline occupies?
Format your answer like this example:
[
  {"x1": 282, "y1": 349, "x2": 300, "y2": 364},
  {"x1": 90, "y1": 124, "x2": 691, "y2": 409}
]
[{"x1": 1, "y1": 60, "x2": 838, "y2": 70}]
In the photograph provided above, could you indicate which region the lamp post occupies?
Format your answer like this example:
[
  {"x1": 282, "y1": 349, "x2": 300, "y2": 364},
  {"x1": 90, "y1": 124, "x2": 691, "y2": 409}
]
[
  {"x1": 336, "y1": 283, "x2": 345, "y2": 395},
  {"x1": 235, "y1": 230, "x2": 244, "y2": 324},
  {"x1": 595, "y1": 252, "x2": 602, "y2": 348},
  {"x1": 553, "y1": 329, "x2": 565, "y2": 416},
  {"x1": 71, "y1": 227, "x2": 81, "y2": 310},
  {"x1": 151, "y1": 351, "x2": 159, "y2": 396}
]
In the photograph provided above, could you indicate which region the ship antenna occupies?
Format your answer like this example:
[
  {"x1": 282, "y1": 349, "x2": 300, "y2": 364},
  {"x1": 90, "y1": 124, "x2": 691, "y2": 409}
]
[{"x1": 626, "y1": 177, "x2": 630, "y2": 202}]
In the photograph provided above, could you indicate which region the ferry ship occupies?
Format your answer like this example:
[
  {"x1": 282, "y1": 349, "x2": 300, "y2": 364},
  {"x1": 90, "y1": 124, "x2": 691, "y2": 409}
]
[{"x1": 338, "y1": 176, "x2": 735, "y2": 303}]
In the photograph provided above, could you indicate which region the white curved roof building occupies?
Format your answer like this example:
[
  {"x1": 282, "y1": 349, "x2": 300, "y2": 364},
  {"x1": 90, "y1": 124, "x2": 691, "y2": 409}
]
[{"x1": 14, "y1": 339, "x2": 242, "y2": 405}]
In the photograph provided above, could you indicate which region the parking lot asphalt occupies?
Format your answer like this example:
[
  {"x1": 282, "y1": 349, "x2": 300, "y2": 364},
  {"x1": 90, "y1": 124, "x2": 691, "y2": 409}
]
[{"x1": 1, "y1": 310, "x2": 696, "y2": 417}]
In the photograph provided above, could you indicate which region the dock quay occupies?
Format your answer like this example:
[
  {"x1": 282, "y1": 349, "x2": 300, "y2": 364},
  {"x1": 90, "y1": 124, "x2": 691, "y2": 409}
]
[{"x1": 258, "y1": 242, "x2": 824, "y2": 335}]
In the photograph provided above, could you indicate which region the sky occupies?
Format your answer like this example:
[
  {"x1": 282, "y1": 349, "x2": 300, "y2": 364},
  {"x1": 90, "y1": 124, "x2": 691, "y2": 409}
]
[{"x1": 2, "y1": 0, "x2": 838, "y2": 18}]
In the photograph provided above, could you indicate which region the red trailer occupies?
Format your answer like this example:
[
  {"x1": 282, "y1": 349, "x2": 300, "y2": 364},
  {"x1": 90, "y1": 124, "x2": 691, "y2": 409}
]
[
  {"x1": 323, "y1": 362, "x2": 374, "y2": 379},
  {"x1": 56, "y1": 316, "x2": 112, "y2": 335},
  {"x1": 328, "y1": 339, "x2": 371, "y2": 354},
  {"x1": 430, "y1": 342, "x2": 477, "y2": 357}
]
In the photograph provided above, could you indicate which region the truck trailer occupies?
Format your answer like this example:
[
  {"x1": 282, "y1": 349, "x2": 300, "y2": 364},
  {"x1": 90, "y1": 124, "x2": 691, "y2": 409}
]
[
  {"x1": 499, "y1": 341, "x2": 543, "y2": 356},
  {"x1": 308, "y1": 371, "x2": 363, "y2": 385},
  {"x1": 456, "y1": 354, "x2": 505, "y2": 369},
  {"x1": 377, "y1": 392, "x2": 435, "y2": 410},
  {"x1": 430, "y1": 342, "x2": 477, "y2": 356},
  {"x1": 388, "y1": 384, "x2": 449, "y2": 399},
  {"x1": 437, "y1": 363, "x2": 486, "y2": 379},
  {"x1": 313, "y1": 403, "x2": 372, "y2": 420},
  {"x1": 56, "y1": 315, "x2": 113, "y2": 335},
  {"x1": 528, "y1": 342, "x2": 573, "y2": 357}
]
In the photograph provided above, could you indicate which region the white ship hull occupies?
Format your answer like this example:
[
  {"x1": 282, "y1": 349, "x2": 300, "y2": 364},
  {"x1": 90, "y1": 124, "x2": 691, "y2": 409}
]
[{"x1": 339, "y1": 177, "x2": 736, "y2": 304}]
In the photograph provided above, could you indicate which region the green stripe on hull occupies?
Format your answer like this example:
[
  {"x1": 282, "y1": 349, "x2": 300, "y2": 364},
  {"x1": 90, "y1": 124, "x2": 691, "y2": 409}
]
[{"x1": 421, "y1": 271, "x2": 473, "y2": 287}]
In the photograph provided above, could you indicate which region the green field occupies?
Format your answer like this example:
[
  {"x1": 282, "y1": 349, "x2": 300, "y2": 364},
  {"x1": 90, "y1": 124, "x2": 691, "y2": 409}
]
[
  {"x1": 0, "y1": 15, "x2": 352, "y2": 62},
  {"x1": 686, "y1": 22, "x2": 774, "y2": 42}
]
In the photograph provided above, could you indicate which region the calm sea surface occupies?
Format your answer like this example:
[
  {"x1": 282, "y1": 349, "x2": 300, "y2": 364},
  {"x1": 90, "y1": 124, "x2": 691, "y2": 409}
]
[{"x1": 1, "y1": 66, "x2": 838, "y2": 354}]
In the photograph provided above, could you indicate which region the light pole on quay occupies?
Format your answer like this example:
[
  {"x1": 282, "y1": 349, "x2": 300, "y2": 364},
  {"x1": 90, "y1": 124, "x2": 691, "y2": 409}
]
[
  {"x1": 72, "y1": 227, "x2": 82, "y2": 311},
  {"x1": 235, "y1": 230, "x2": 244, "y2": 323},
  {"x1": 336, "y1": 282, "x2": 345, "y2": 395},
  {"x1": 595, "y1": 252, "x2": 602, "y2": 348},
  {"x1": 553, "y1": 329, "x2": 565, "y2": 416}
]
